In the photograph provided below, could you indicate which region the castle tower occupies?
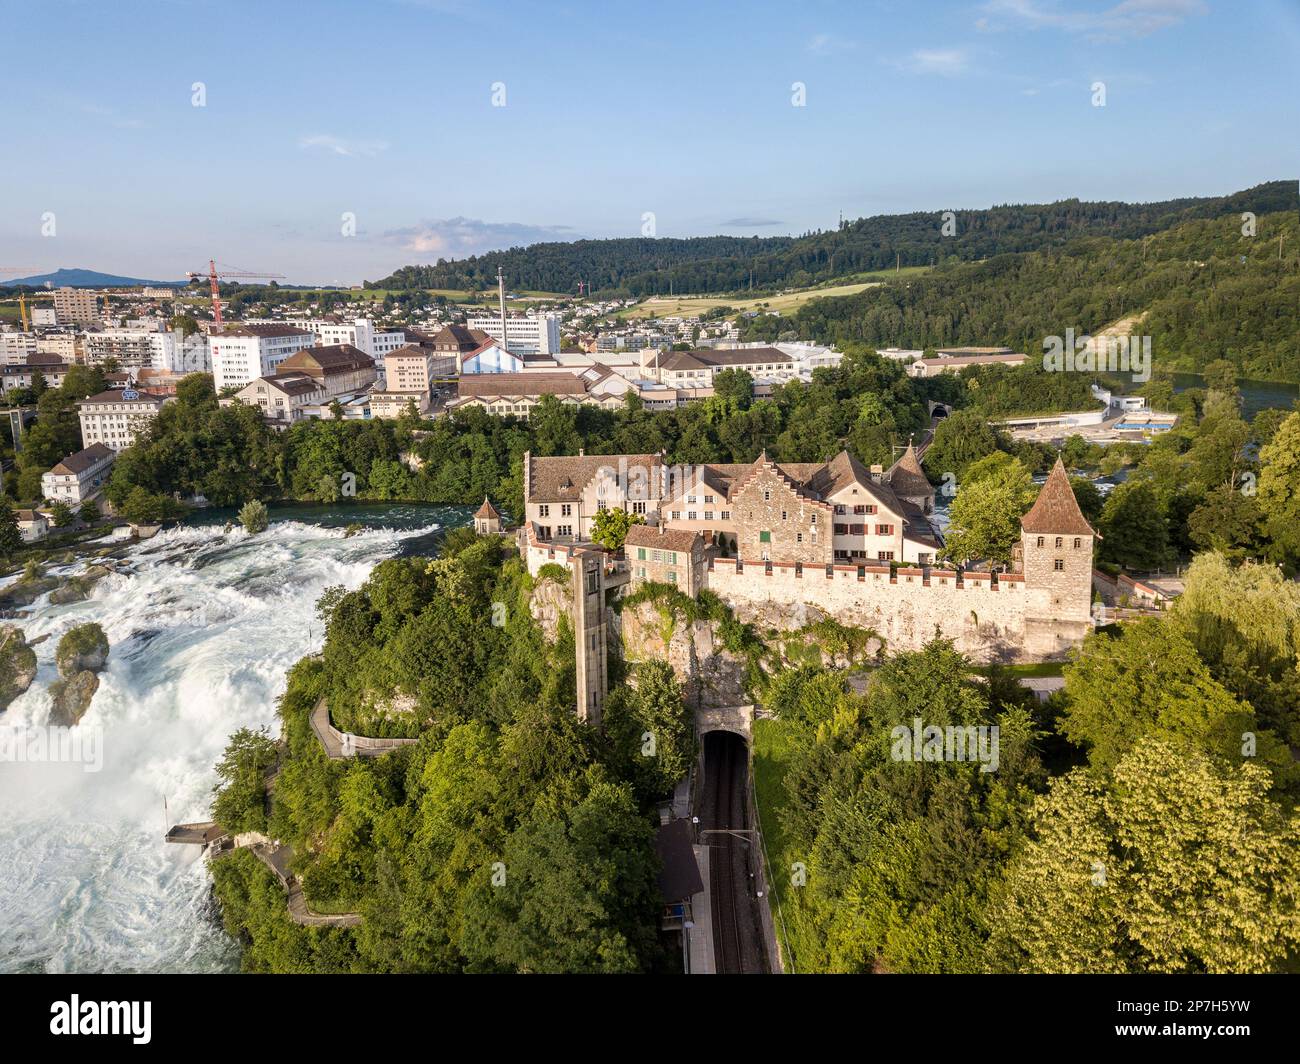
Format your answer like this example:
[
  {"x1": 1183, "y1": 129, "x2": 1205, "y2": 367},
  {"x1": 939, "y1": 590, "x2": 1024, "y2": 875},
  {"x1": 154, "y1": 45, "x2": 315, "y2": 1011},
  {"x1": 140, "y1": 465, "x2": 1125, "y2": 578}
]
[
  {"x1": 887, "y1": 440, "x2": 934, "y2": 514},
  {"x1": 1019, "y1": 457, "x2": 1097, "y2": 657},
  {"x1": 474, "y1": 496, "x2": 501, "y2": 534}
]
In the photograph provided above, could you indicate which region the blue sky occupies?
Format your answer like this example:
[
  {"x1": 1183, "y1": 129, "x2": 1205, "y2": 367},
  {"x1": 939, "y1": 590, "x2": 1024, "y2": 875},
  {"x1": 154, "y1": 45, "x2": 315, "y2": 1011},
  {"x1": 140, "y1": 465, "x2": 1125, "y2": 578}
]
[{"x1": 2, "y1": 0, "x2": 1297, "y2": 285}]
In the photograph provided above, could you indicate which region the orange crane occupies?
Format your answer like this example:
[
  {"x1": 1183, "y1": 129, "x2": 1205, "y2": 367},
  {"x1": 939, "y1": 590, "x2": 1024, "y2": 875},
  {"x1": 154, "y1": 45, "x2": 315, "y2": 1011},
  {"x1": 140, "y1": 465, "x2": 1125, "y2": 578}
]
[{"x1": 187, "y1": 259, "x2": 286, "y2": 328}]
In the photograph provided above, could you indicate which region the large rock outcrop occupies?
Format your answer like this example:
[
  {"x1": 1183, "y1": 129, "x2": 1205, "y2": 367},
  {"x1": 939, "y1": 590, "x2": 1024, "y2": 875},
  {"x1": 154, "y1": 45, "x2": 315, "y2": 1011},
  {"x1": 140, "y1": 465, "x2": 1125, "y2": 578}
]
[
  {"x1": 0, "y1": 624, "x2": 38, "y2": 711},
  {"x1": 614, "y1": 599, "x2": 748, "y2": 709},
  {"x1": 48, "y1": 622, "x2": 110, "y2": 726}
]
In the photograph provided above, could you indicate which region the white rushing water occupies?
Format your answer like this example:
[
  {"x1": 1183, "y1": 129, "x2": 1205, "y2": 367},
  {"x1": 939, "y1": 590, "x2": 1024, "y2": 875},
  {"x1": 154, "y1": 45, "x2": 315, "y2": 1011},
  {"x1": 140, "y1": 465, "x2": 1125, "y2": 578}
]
[{"x1": 0, "y1": 518, "x2": 433, "y2": 973}]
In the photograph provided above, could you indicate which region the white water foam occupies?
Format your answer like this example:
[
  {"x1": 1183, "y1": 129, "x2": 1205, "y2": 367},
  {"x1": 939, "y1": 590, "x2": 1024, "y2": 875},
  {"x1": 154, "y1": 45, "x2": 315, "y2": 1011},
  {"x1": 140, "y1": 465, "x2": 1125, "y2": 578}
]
[{"x1": 0, "y1": 518, "x2": 433, "y2": 972}]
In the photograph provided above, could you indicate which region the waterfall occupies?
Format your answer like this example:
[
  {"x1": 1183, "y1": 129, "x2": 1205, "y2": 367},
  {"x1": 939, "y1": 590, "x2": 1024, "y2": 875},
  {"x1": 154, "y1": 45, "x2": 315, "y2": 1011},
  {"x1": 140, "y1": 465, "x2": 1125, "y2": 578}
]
[{"x1": 0, "y1": 515, "x2": 443, "y2": 973}]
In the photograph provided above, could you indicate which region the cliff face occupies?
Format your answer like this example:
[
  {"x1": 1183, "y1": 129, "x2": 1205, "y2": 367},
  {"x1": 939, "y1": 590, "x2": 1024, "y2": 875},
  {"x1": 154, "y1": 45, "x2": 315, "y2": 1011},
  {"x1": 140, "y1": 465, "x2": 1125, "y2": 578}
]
[
  {"x1": 529, "y1": 573, "x2": 571, "y2": 645},
  {"x1": 613, "y1": 600, "x2": 748, "y2": 709}
]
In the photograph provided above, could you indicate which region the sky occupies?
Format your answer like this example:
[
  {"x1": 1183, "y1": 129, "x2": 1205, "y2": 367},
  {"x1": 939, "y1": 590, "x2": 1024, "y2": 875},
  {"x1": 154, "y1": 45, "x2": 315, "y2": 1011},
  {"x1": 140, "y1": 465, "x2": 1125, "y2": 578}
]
[{"x1": 1, "y1": 0, "x2": 1298, "y2": 286}]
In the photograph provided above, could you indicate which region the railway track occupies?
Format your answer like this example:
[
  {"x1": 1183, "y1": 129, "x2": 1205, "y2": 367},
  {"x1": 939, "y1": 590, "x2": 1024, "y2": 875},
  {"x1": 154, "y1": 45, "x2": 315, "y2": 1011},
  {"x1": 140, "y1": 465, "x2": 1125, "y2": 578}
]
[{"x1": 701, "y1": 731, "x2": 768, "y2": 974}]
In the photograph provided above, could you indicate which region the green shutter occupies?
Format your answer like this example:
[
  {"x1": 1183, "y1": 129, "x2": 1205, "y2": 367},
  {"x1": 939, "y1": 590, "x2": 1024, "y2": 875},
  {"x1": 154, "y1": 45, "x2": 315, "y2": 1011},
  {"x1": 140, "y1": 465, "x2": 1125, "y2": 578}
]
[{"x1": 760, "y1": 530, "x2": 771, "y2": 543}]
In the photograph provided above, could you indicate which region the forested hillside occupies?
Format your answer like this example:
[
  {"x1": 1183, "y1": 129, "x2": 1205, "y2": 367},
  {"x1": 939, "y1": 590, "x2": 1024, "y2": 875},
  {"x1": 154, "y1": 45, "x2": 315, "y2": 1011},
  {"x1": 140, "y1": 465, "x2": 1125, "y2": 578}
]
[
  {"x1": 751, "y1": 209, "x2": 1300, "y2": 380},
  {"x1": 372, "y1": 181, "x2": 1294, "y2": 296}
]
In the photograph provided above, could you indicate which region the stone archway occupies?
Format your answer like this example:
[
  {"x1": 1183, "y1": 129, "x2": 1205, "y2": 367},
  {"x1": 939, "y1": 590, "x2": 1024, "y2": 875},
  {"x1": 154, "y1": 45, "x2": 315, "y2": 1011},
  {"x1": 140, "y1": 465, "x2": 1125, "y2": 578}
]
[{"x1": 696, "y1": 705, "x2": 753, "y2": 741}]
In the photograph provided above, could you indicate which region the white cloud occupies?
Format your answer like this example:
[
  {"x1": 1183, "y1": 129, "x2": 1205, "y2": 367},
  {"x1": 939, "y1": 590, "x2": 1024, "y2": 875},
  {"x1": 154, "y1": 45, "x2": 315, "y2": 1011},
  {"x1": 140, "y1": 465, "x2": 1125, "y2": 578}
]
[
  {"x1": 382, "y1": 217, "x2": 579, "y2": 258},
  {"x1": 908, "y1": 48, "x2": 971, "y2": 75},
  {"x1": 298, "y1": 134, "x2": 389, "y2": 158},
  {"x1": 807, "y1": 33, "x2": 855, "y2": 54},
  {"x1": 982, "y1": 0, "x2": 1208, "y2": 41}
]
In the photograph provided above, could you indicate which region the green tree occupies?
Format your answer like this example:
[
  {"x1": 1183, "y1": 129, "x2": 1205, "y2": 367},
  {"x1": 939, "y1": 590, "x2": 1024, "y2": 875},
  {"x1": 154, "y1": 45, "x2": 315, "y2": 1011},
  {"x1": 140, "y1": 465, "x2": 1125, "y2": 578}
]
[
  {"x1": 1098, "y1": 479, "x2": 1170, "y2": 570},
  {"x1": 942, "y1": 456, "x2": 1034, "y2": 567},
  {"x1": 590, "y1": 507, "x2": 643, "y2": 550},
  {"x1": 211, "y1": 727, "x2": 278, "y2": 834},
  {"x1": 1257, "y1": 410, "x2": 1300, "y2": 567},
  {"x1": 922, "y1": 409, "x2": 1007, "y2": 481},
  {"x1": 48, "y1": 501, "x2": 74, "y2": 527},
  {"x1": 988, "y1": 741, "x2": 1300, "y2": 973},
  {"x1": 0, "y1": 502, "x2": 23, "y2": 560},
  {"x1": 239, "y1": 499, "x2": 269, "y2": 534}
]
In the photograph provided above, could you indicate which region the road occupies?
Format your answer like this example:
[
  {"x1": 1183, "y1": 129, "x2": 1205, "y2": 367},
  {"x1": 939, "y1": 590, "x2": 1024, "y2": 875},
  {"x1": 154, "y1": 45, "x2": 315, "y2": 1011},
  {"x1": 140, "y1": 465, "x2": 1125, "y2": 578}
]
[{"x1": 699, "y1": 730, "x2": 769, "y2": 974}]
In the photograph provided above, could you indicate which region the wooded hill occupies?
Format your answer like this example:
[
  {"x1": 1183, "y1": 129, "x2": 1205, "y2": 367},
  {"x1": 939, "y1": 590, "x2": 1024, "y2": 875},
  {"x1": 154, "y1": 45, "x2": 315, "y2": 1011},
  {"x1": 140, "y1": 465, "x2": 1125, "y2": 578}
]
[
  {"x1": 749, "y1": 207, "x2": 1300, "y2": 380},
  {"x1": 372, "y1": 181, "x2": 1295, "y2": 296}
]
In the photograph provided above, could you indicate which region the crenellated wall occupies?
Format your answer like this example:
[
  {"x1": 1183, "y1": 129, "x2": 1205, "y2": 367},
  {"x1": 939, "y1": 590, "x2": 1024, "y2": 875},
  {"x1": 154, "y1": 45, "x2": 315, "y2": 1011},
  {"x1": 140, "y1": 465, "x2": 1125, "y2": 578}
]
[{"x1": 704, "y1": 559, "x2": 1046, "y2": 662}]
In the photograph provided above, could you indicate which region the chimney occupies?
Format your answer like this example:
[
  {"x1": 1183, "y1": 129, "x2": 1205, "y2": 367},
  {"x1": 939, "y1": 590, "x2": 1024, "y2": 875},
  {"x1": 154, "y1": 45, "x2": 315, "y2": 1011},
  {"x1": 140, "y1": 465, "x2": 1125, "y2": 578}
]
[{"x1": 578, "y1": 447, "x2": 584, "y2": 457}]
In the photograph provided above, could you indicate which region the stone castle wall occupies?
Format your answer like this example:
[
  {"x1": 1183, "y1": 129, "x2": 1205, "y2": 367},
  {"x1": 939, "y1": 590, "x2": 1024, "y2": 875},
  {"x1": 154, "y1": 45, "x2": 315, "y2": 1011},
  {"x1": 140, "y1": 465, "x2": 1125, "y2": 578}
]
[{"x1": 704, "y1": 559, "x2": 1047, "y2": 662}]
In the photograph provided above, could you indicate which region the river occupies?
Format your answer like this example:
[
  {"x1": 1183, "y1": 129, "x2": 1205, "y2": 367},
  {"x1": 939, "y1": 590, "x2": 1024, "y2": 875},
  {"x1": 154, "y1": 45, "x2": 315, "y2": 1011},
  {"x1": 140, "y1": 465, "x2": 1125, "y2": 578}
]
[
  {"x1": 1171, "y1": 373, "x2": 1298, "y2": 419},
  {"x1": 0, "y1": 504, "x2": 472, "y2": 973}
]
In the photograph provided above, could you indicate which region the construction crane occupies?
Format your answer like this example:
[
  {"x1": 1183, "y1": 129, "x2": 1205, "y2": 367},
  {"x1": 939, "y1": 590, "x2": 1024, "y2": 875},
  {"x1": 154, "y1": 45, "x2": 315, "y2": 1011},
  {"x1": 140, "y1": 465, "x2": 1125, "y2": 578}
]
[{"x1": 187, "y1": 259, "x2": 286, "y2": 328}]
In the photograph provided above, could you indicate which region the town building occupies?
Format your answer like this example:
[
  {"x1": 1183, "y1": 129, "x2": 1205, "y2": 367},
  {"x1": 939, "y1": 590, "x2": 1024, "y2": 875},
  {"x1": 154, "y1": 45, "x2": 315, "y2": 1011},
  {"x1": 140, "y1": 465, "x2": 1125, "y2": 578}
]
[
  {"x1": 273, "y1": 344, "x2": 376, "y2": 398},
  {"x1": 31, "y1": 308, "x2": 57, "y2": 327},
  {"x1": 625, "y1": 523, "x2": 707, "y2": 595},
  {"x1": 83, "y1": 326, "x2": 207, "y2": 372},
  {"x1": 41, "y1": 443, "x2": 115, "y2": 505},
  {"x1": 648, "y1": 346, "x2": 800, "y2": 395},
  {"x1": 78, "y1": 389, "x2": 168, "y2": 450},
  {"x1": 244, "y1": 318, "x2": 406, "y2": 359},
  {"x1": 427, "y1": 324, "x2": 493, "y2": 370},
  {"x1": 369, "y1": 390, "x2": 430, "y2": 419},
  {"x1": 466, "y1": 312, "x2": 562, "y2": 355},
  {"x1": 449, "y1": 371, "x2": 623, "y2": 418},
  {"x1": 209, "y1": 324, "x2": 315, "y2": 391},
  {"x1": 907, "y1": 350, "x2": 1028, "y2": 377},
  {"x1": 228, "y1": 374, "x2": 326, "y2": 425},
  {"x1": 1, "y1": 354, "x2": 71, "y2": 393},
  {"x1": 383, "y1": 346, "x2": 444, "y2": 396},
  {"x1": 52, "y1": 286, "x2": 101, "y2": 327},
  {"x1": 16, "y1": 509, "x2": 50, "y2": 542},
  {"x1": 0, "y1": 331, "x2": 38, "y2": 365},
  {"x1": 35, "y1": 334, "x2": 78, "y2": 363}
]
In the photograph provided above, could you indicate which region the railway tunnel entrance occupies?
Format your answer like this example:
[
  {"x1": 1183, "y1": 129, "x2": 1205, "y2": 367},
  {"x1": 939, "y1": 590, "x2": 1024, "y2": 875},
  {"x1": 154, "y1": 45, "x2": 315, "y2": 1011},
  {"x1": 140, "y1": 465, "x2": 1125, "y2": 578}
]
[{"x1": 697, "y1": 730, "x2": 773, "y2": 974}]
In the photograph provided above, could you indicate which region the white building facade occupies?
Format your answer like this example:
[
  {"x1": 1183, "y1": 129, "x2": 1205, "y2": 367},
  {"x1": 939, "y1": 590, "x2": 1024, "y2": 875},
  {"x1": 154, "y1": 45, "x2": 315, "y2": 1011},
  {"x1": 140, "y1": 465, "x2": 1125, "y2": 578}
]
[
  {"x1": 466, "y1": 312, "x2": 561, "y2": 355},
  {"x1": 209, "y1": 325, "x2": 314, "y2": 391}
]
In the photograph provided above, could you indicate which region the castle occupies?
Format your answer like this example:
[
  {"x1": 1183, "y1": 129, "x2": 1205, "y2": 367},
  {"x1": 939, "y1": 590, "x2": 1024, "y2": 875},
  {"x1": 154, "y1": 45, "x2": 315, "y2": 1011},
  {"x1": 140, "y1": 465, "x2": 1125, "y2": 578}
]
[{"x1": 517, "y1": 448, "x2": 1096, "y2": 722}]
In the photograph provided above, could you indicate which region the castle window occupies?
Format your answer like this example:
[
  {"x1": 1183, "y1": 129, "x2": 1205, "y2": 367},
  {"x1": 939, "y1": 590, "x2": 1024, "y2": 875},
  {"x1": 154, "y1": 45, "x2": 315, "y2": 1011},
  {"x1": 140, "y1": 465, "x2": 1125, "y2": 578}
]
[
  {"x1": 878, "y1": 551, "x2": 894, "y2": 561},
  {"x1": 705, "y1": 511, "x2": 714, "y2": 520},
  {"x1": 561, "y1": 504, "x2": 572, "y2": 517},
  {"x1": 1073, "y1": 538, "x2": 1081, "y2": 549},
  {"x1": 637, "y1": 548, "x2": 647, "y2": 561},
  {"x1": 810, "y1": 514, "x2": 816, "y2": 524},
  {"x1": 797, "y1": 533, "x2": 803, "y2": 543},
  {"x1": 876, "y1": 524, "x2": 893, "y2": 536},
  {"x1": 781, "y1": 510, "x2": 787, "y2": 521},
  {"x1": 1055, "y1": 537, "x2": 1063, "y2": 548},
  {"x1": 763, "y1": 490, "x2": 770, "y2": 501},
  {"x1": 1036, "y1": 536, "x2": 1045, "y2": 548},
  {"x1": 688, "y1": 512, "x2": 697, "y2": 521},
  {"x1": 1054, "y1": 559, "x2": 1064, "y2": 571},
  {"x1": 722, "y1": 511, "x2": 731, "y2": 520},
  {"x1": 671, "y1": 511, "x2": 681, "y2": 520},
  {"x1": 539, "y1": 504, "x2": 549, "y2": 517}
]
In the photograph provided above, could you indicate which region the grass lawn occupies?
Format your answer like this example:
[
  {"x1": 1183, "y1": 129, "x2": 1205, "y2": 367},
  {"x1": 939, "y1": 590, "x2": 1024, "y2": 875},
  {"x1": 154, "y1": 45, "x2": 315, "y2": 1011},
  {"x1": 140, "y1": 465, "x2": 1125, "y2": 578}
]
[
  {"x1": 616, "y1": 268, "x2": 932, "y2": 321},
  {"x1": 977, "y1": 661, "x2": 1066, "y2": 678},
  {"x1": 751, "y1": 716, "x2": 801, "y2": 971}
]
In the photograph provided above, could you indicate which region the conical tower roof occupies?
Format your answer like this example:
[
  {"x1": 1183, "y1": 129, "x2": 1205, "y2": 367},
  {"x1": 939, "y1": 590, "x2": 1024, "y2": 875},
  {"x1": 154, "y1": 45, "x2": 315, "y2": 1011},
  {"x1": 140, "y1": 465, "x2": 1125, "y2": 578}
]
[
  {"x1": 475, "y1": 496, "x2": 500, "y2": 519},
  {"x1": 1021, "y1": 458, "x2": 1094, "y2": 536}
]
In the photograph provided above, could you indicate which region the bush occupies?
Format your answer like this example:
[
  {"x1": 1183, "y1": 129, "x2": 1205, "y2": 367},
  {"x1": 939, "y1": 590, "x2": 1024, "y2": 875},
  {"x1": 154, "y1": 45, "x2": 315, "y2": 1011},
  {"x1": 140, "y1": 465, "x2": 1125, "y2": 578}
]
[{"x1": 239, "y1": 500, "x2": 269, "y2": 534}]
